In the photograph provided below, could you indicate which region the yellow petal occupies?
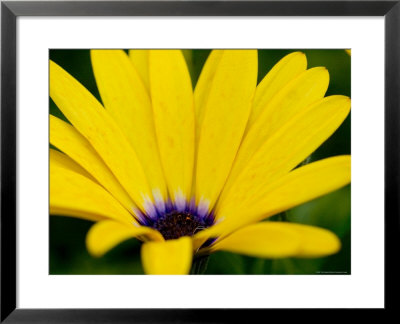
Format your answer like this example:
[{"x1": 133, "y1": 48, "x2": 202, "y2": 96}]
[
  {"x1": 213, "y1": 222, "x2": 340, "y2": 258},
  {"x1": 253, "y1": 67, "x2": 330, "y2": 137},
  {"x1": 50, "y1": 61, "x2": 154, "y2": 213},
  {"x1": 195, "y1": 50, "x2": 258, "y2": 214},
  {"x1": 50, "y1": 163, "x2": 135, "y2": 224},
  {"x1": 128, "y1": 49, "x2": 150, "y2": 91},
  {"x1": 194, "y1": 50, "x2": 224, "y2": 141},
  {"x1": 91, "y1": 50, "x2": 167, "y2": 202},
  {"x1": 50, "y1": 207, "x2": 107, "y2": 222},
  {"x1": 212, "y1": 222, "x2": 301, "y2": 258},
  {"x1": 49, "y1": 151, "x2": 103, "y2": 223},
  {"x1": 282, "y1": 223, "x2": 341, "y2": 257},
  {"x1": 86, "y1": 220, "x2": 163, "y2": 257},
  {"x1": 224, "y1": 67, "x2": 330, "y2": 192},
  {"x1": 220, "y1": 96, "x2": 351, "y2": 207},
  {"x1": 50, "y1": 115, "x2": 136, "y2": 213},
  {"x1": 149, "y1": 50, "x2": 195, "y2": 207},
  {"x1": 248, "y1": 51, "x2": 307, "y2": 126},
  {"x1": 196, "y1": 155, "x2": 351, "y2": 240},
  {"x1": 49, "y1": 148, "x2": 93, "y2": 180},
  {"x1": 141, "y1": 236, "x2": 193, "y2": 274}
]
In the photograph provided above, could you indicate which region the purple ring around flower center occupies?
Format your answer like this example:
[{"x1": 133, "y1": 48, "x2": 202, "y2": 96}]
[
  {"x1": 151, "y1": 211, "x2": 207, "y2": 240},
  {"x1": 137, "y1": 198, "x2": 215, "y2": 241}
]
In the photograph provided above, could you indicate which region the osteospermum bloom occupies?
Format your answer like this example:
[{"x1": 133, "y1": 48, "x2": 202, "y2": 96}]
[{"x1": 50, "y1": 49, "x2": 351, "y2": 274}]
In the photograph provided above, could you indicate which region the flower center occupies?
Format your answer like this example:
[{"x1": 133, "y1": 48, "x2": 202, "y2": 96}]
[{"x1": 151, "y1": 211, "x2": 207, "y2": 240}]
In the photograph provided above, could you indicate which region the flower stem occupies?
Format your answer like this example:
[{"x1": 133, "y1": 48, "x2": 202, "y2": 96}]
[{"x1": 190, "y1": 255, "x2": 209, "y2": 274}]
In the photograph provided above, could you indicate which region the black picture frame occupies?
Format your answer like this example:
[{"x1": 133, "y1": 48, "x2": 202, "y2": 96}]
[{"x1": 1, "y1": 0, "x2": 399, "y2": 321}]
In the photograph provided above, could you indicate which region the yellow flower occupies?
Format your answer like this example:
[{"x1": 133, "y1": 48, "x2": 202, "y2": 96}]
[{"x1": 50, "y1": 50, "x2": 351, "y2": 275}]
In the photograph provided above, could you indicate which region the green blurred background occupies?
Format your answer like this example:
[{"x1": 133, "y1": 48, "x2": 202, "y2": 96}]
[{"x1": 49, "y1": 49, "x2": 351, "y2": 275}]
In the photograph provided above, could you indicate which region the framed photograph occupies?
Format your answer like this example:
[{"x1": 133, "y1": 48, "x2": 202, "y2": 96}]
[
  {"x1": 48, "y1": 47, "x2": 352, "y2": 276},
  {"x1": 1, "y1": 0, "x2": 398, "y2": 321}
]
